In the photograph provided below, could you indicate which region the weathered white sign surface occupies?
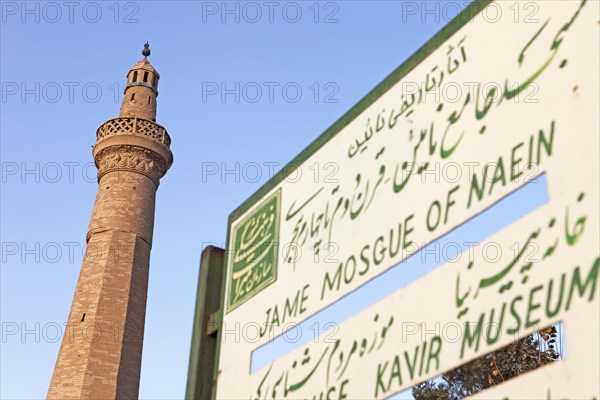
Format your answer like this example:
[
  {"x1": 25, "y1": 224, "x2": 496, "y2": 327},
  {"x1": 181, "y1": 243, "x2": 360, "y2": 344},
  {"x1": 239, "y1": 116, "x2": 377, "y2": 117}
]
[{"x1": 215, "y1": 1, "x2": 600, "y2": 399}]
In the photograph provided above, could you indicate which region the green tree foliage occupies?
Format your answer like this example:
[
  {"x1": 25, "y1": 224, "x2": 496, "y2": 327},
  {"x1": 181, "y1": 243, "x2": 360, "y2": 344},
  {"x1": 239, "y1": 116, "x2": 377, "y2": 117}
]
[{"x1": 412, "y1": 326, "x2": 561, "y2": 400}]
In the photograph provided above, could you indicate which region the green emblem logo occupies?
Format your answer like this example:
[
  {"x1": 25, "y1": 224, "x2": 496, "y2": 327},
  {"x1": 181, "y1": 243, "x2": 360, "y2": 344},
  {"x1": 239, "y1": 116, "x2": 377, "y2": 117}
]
[{"x1": 227, "y1": 190, "x2": 281, "y2": 311}]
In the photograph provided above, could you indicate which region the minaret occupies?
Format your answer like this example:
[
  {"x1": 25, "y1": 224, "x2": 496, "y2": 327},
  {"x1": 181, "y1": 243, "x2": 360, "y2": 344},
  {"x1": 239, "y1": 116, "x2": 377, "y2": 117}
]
[{"x1": 47, "y1": 43, "x2": 173, "y2": 399}]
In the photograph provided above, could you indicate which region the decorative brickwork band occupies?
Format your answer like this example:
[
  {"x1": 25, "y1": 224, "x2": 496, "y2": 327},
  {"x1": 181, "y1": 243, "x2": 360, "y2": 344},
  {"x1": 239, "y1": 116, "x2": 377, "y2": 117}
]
[
  {"x1": 96, "y1": 117, "x2": 171, "y2": 148},
  {"x1": 95, "y1": 145, "x2": 168, "y2": 186}
]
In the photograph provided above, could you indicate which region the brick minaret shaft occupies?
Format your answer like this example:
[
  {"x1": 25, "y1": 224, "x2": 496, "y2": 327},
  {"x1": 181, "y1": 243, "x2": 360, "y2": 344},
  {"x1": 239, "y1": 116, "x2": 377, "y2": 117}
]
[{"x1": 48, "y1": 44, "x2": 173, "y2": 400}]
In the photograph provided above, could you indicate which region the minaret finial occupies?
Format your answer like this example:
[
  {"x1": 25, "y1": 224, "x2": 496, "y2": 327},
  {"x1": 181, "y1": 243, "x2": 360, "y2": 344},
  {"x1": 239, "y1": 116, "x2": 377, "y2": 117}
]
[{"x1": 142, "y1": 42, "x2": 151, "y2": 58}]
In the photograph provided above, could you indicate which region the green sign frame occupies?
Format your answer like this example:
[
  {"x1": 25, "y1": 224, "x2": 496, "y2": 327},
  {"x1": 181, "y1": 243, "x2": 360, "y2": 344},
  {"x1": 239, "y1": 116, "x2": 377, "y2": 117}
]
[{"x1": 186, "y1": 1, "x2": 496, "y2": 398}]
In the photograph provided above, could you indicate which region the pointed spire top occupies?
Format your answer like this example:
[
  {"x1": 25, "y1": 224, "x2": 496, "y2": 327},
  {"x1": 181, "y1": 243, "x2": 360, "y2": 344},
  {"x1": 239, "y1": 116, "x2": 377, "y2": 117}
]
[{"x1": 142, "y1": 42, "x2": 151, "y2": 58}]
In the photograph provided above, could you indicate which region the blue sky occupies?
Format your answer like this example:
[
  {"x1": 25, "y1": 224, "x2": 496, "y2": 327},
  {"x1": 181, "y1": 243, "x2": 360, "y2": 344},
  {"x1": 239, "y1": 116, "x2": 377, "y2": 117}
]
[{"x1": 0, "y1": 1, "x2": 471, "y2": 398}]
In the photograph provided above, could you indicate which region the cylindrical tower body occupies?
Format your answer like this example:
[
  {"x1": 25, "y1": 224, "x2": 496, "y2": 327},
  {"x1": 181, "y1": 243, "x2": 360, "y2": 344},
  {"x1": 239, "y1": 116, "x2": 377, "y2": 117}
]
[
  {"x1": 119, "y1": 58, "x2": 159, "y2": 121},
  {"x1": 47, "y1": 47, "x2": 172, "y2": 400}
]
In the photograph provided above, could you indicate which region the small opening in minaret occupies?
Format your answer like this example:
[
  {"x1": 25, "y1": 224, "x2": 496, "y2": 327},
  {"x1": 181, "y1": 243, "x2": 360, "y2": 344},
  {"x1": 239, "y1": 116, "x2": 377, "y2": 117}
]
[
  {"x1": 147, "y1": 96, "x2": 151, "y2": 105},
  {"x1": 143, "y1": 71, "x2": 149, "y2": 82},
  {"x1": 81, "y1": 313, "x2": 86, "y2": 322},
  {"x1": 153, "y1": 76, "x2": 157, "y2": 87},
  {"x1": 106, "y1": 186, "x2": 110, "y2": 190},
  {"x1": 132, "y1": 71, "x2": 138, "y2": 82},
  {"x1": 131, "y1": 93, "x2": 135, "y2": 101}
]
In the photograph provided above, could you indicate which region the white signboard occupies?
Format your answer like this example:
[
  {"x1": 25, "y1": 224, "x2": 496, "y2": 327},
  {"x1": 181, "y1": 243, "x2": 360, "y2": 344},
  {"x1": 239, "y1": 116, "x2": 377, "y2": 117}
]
[{"x1": 215, "y1": 1, "x2": 599, "y2": 399}]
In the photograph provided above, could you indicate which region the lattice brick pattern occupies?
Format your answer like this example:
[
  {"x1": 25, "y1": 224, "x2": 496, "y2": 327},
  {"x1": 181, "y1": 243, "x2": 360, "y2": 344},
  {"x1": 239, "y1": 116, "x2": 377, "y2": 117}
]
[{"x1": 96, "y1": 117, "x2": 171, "y2": 148}]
